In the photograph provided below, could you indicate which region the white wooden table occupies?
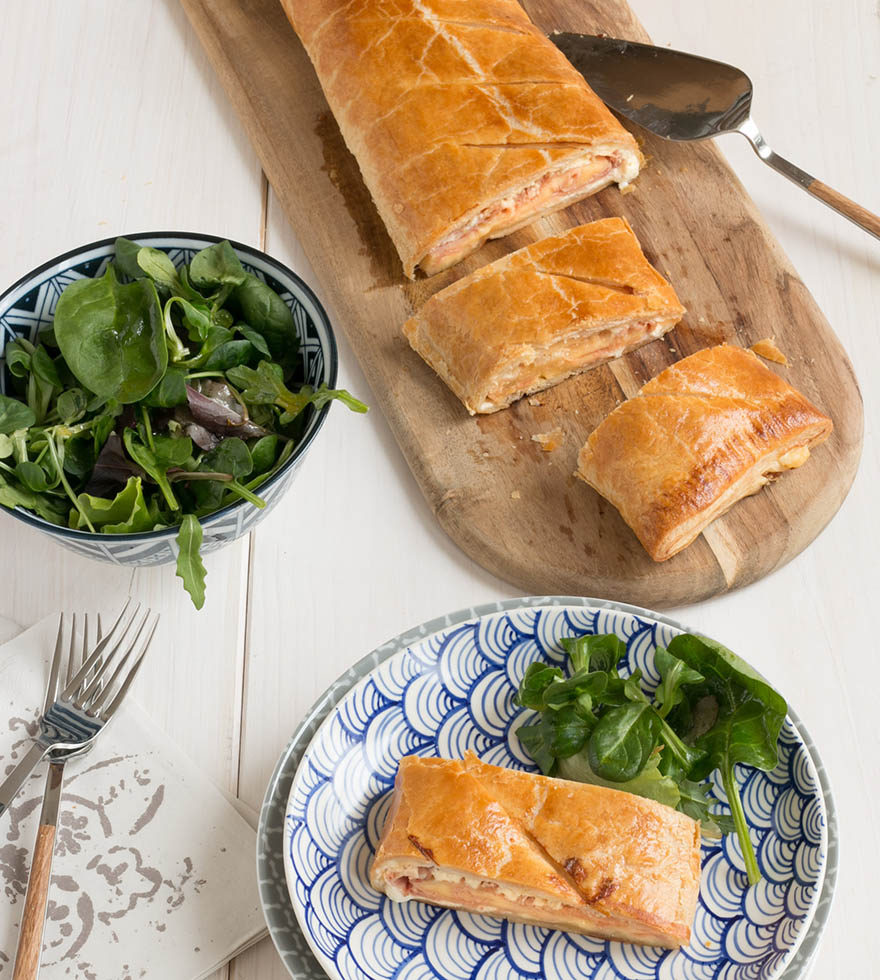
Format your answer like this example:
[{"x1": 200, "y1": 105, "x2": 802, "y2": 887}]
[{"x1": 1, "y1": 2, "x2": 877, "y2": 978}]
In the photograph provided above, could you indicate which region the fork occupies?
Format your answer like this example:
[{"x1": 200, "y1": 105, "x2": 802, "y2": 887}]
[
  {"x1": 0, "y1": 598, "x2": 158, "y2": 820},
  {"x1": 11, "y1": 613, "x2": 101, "y2": 980}
]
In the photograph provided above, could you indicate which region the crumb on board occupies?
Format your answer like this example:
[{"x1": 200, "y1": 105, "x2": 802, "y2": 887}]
[
  {"x1": 626, "y1": 93, "x2": 634, "y2": 102},
  {"x1": 531, "y1": 428, "x2": 564, "y2": 452},
  {"x1": 750, "y1": 337, "x2": 789, "y2": 365},
  {"x1": 511, "y1": 490, "x2": 521, "y2": 500},
  {"x1": 620, "y1": 183, "x2": 637, "y2": 195},
  {"x1": 528, "y1": 396, "x2": 543, "y2": 406}
]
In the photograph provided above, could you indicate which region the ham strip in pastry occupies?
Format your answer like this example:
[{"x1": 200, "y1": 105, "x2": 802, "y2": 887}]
[
  {"x1": 370, "y1": 754, "x2": 702, "y2": 948},
  {"x1": 403, "y1": 217, "x2": 685, "y2": 413},
  {"x1": 576, "y1": 344, "x2": 834, "y2": 561},
  {"x1": 281, "y1": 0, "x2": 642, "y2": 277}
]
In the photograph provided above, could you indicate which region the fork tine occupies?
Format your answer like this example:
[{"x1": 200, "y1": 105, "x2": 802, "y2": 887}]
[
  {"x1": 43, "y1": 614, "x2": 67, "y2": 714},
  {"x1": 61, "y1": 598, "x2": 134, "y2": 700},
  {"x1": 98, "y1": 615, "x2": 158, "y2": 720},
  {"x1": 79, "y1": 613, "x2": 100, "y2": 695},
  {"x1": 78, "y1": 607, "x2": 150, "y2": 710},
  {"x1": 67, "y1": 611, "x2": 79, "y2": 687}
]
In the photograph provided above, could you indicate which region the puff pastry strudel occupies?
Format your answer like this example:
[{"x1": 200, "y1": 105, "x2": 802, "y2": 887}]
[
  {"x1": 370, "y1": 753, "x2": 701, "y2": 947},
  {"x1": 402, "y1": 217, "x2": 685, "y2": 413},
  {"x1": 281, "y1": 0, "x2": 642, "y2": 277},
  {"x1": 576, "y1": 344, "x2": 834, "y2": 561}
]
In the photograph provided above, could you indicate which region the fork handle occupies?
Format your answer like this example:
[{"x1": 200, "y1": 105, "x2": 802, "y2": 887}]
[
  {"x1": 738, "y1": 117, "x2": 880, "y2": 240},
  {"x1": 12, "y1": 823, "x2": 55, "y2": 980},
  {"x1": 0, "y1": 743, "x2": 49, "y2": 820}
]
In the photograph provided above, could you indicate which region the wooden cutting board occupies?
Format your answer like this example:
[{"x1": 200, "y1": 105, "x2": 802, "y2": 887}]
[{"x1": 181, "y1": 0, "x2": 862, "y2": 608}]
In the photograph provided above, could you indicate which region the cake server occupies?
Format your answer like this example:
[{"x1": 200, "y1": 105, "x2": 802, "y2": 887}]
[{"x1": 552, "y1": 33, "x2": 880, "y2": 241}]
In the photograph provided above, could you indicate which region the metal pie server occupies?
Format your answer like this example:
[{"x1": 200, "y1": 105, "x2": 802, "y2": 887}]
[{"x1": 552, "y1": 33, "x2": 880, "y2": 241}]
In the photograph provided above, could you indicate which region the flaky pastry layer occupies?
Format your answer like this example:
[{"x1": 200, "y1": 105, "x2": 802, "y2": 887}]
[
  {"x1": 576, "y1": 344, "x2": 834, "y2": 561},
  {"x1": 370, "y1": 753, "x2": 701, "y2": 948},
  {"x1": 281, "y1": 0, "x2": 641, "y2": 276},
  {"x1": 403, "y1": 217, "x2": 685, "y2": 412}
]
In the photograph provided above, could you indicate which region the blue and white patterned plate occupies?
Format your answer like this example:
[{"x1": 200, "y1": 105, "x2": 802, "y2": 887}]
[{"x1": 278, "y1": 599, "x2": 831, "y2": 980}]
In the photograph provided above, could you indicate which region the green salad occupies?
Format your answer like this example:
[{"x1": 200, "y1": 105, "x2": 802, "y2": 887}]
[
  {"x1": 515, "y1": 632, "x2": 787, "y2": 886},
  {"x1": 0, "y1": 238, "x2": 366, "y2": 607}
]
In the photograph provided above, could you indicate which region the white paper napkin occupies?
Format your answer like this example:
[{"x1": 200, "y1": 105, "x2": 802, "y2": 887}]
[{"x1": 0, "y1": 615, "x2": 266, "y2": 979}]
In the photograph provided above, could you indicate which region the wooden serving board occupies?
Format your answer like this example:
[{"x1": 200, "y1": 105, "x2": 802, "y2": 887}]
[{"x1": 181, "y1": 0, "x2": 862, "y2": 608}]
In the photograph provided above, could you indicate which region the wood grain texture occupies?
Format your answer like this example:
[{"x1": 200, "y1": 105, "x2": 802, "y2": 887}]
[
  {"x1": 180, "y1": 0, "x2": 862, "y2": 607},
  {"x1": 808, "y1": 179, "x2": 880, "y2": 239},
  {"x1": 11, "y1": 824, "x2": 55, "y2": 980}
]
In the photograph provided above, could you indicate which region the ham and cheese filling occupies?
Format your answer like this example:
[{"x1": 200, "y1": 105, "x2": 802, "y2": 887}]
[
  {"x1": 476, "y1": 316, "x2": 677, "y2": 413},
  {"x1": 421, "y1": 151, "x2": 632, "y2": 275},
  {"x1": 381, "y1": 866, "x2": 685, "y2": 948}
]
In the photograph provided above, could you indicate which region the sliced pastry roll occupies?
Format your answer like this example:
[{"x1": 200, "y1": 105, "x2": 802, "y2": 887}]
[
  {"x1": 281, "y1": 0, "x2": 642, "y2": 277},
  {"x1": 576, "y1": 344, "x2": 834, "y2": 561},
  {"x1": 370, "y1": 753, "x2": 701, "y2": 948},
  {"x1": 402, "y1": 218, "x2": 685, "y2": 413}
]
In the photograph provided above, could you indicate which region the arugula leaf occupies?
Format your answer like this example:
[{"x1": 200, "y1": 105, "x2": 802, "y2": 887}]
[
  {"x1": 175, "y1": 513, "x2": 207, "y2": 610},
  {"x1": 0, "y1": 394, "x2": 35, "y2": 435},
  {"x1": 54, "y1": 265, "x2": 167, "y2": 403},
  {"x1": 228, "y1": 361, "x2": 368, "y2": 421},
  {"x1": 0, "y1": 434, "x2": 13, "y2": 458}
]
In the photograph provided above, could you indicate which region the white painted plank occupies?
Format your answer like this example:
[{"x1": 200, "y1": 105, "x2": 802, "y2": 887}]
[
  {"x1": 637, "y1": 3, "x2": 880, "y2": 978},
  {"x1": 0, "y1": 4, "x2": 266, "y2": 979}
]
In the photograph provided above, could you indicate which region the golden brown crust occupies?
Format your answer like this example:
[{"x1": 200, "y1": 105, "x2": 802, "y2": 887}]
[
  {"x1": 576, "y1": 345, "x2": 834, "y2": 561},
  {"x1": 281, "y1": 1, "x2": 641, "y2": 276},
  {"x1": 402, "y1": 218, "x2": 685, "y2": 412},
  {"x1": 370, "y1": 753, "x2": 701, "y2": 947}
]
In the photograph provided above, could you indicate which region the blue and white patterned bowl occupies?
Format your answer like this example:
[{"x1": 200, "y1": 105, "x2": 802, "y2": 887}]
[
  {"x1": 282, "y1": 600, "x2": 828, "y2": 980},
  {"x1": 0, "y1": 232, "x2": 337, "y2": 566}
]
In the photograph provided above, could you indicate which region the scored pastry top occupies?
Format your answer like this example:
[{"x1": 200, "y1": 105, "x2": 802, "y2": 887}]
[
  {"x1": 576, "y1": 344, "x2": 834, "y2": 561},
  {"x1": 370, "y1": 753, "x2": 701, "y2": 946},
  {"x1": 403, "y1": 217, "x2": 685, "y2": 412},
  {"x1": 283, "y1": 0, "x2": 641, "y2": 275}
]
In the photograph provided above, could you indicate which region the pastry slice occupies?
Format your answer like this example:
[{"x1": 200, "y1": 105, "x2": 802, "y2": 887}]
[
  {"x1": 370, "y1": 753, "x2": 701, "y2": 948},
  {"x1": 576, "y1": 344, "x2": 834, "y2": 561},
  {"x1": 403, "y1": 218, "x2": 685, "y2": 413},
  {"x1": 282, "y1": 0, "x2": 642, "y2": 277}
]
